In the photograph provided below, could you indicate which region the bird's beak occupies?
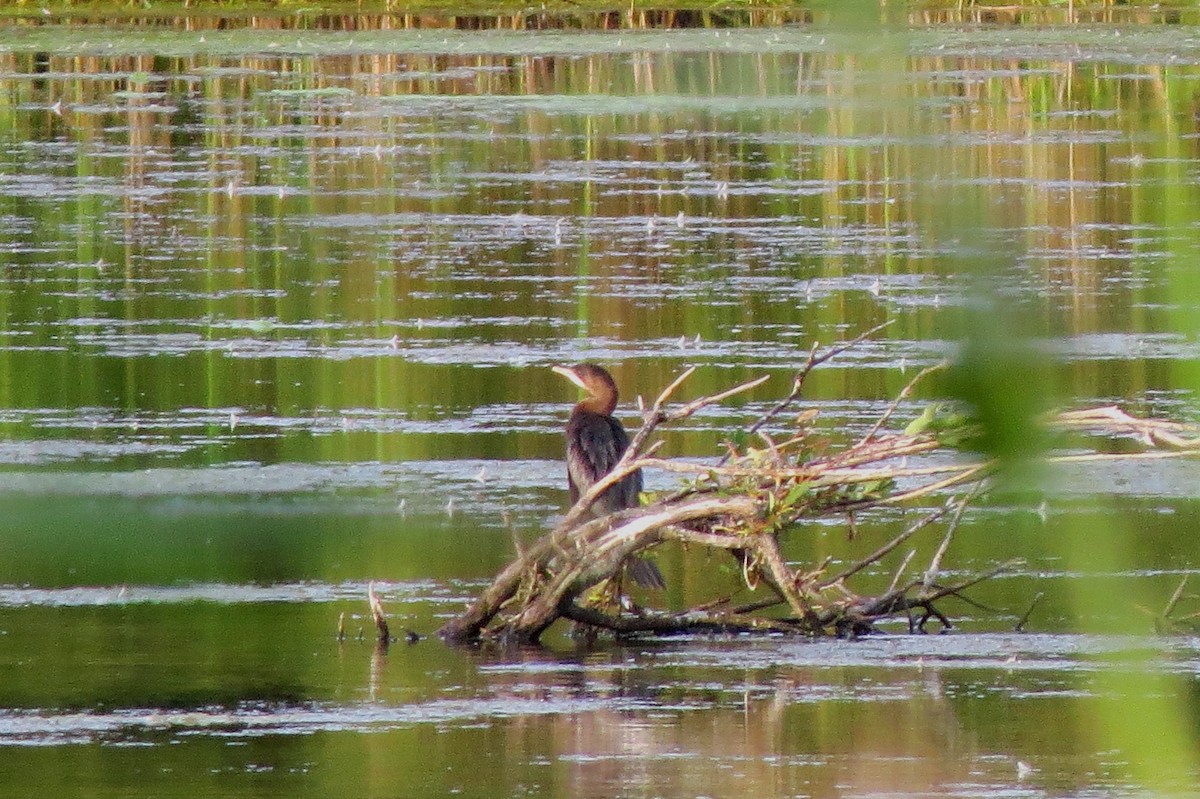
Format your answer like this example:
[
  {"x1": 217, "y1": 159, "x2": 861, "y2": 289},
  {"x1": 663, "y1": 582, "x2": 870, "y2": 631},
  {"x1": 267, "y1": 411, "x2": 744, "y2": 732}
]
[{"x1": 551, "y1": 365, "x2": 589, "y2": 392}]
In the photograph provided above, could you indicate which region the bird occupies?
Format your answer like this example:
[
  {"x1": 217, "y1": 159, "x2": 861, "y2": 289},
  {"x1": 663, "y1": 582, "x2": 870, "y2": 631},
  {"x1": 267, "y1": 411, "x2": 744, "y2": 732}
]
[{"x1": 551, "y1": 363, "x2": 665, "y2": 590}]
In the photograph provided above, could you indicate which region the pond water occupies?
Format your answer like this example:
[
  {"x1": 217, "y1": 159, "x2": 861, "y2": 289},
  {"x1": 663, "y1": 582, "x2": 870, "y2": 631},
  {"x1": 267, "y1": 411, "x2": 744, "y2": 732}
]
[{"x1": 1, "y1": 7, "x2": 1200, "y2": 798}]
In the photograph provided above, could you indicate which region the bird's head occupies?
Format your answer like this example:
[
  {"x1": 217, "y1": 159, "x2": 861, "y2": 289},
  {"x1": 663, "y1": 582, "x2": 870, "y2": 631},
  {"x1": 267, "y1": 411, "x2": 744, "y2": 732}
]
[{"x1": 552, "y1": 363, "x2": 620, "y2": 412}]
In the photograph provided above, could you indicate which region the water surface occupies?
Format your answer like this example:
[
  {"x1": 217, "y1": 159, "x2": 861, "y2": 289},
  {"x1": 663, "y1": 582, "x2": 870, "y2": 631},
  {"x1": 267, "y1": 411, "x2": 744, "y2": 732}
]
[{"x1": 1, "y1": 10, "x2": 1200, "y2": 798}]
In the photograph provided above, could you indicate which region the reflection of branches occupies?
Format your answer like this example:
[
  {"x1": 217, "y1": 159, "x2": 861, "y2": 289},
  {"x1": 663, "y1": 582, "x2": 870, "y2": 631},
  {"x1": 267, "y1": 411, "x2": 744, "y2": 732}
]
[{"x1": 438, "y1": 331, "x2": 1200, "y2": 646}]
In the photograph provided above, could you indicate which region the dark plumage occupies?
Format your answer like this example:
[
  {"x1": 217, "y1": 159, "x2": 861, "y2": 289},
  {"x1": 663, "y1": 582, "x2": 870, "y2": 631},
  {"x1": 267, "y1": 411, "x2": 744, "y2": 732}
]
[
  {"x1": 552, "y1": 363, "x2": 664, "y2": 590},
  {"x1": 556, "y1": 365, "x2": 642, "y2": 512}
]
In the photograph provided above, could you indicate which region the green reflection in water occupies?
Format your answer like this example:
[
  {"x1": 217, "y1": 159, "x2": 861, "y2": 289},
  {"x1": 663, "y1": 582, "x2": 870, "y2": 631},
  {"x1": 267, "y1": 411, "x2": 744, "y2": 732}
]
[
  {"x1": 1, "y1": 10, "x2": 1200, "y2": 799},
  {"x1": 0, "y1": 494, "x2": 513, "y2": 588}
]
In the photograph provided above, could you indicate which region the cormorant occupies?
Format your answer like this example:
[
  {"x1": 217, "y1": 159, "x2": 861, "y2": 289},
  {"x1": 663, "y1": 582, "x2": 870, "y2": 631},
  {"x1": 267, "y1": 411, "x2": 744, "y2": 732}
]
[{"x1": 552, "y1": 363, "x2": 665, "y2": 590}]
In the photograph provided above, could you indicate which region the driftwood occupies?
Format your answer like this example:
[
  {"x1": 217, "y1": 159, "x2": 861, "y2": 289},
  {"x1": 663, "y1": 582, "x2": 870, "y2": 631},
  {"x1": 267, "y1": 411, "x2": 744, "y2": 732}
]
[{"x1": 438, "y1": 329, "x2": 1200, "y2": 646}]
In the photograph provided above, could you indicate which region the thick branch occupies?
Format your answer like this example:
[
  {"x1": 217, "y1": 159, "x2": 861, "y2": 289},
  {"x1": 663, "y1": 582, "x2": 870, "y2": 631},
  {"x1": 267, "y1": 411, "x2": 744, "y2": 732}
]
[
  {"x1": 747, "y1": 533, "x2": 816, "y2": 622},
  {"x1": 561, "y1": 603, "x2": 804, "y2": 636},
  {"x1": 504, "y1": 496, "x2": 759, "y2": 642},
  {"x1": 446, "y1": 495, "x2": 759, "y2": 644}
]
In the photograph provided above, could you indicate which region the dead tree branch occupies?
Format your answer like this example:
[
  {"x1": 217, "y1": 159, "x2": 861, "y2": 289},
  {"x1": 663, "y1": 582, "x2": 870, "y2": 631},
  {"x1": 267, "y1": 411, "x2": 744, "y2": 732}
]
[{"x1": 439, "y1": 328, "x2": 1200, "y2": 645}]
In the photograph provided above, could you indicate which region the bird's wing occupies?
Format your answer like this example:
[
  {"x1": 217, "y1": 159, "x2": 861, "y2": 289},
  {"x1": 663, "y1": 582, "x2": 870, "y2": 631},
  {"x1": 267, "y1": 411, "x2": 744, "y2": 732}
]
[
  {"x1": 567, "y1": 413, "x2": 641, "y2": 511},
  {"x1": 567, "y1": 414, "x2": 625, "y2": 490}
]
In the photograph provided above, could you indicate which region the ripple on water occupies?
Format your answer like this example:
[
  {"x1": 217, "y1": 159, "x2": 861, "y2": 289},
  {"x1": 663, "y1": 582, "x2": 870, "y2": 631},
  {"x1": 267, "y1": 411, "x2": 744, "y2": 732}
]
[
  {"x1": 2, "y1": 631, "x2": 1194, "y2": 749},
  {"x1": 0, "y1": 695, "x2": 646, "y2": 747},
  {"x1": 0, "y1": 580, "x2": 441, "y2": 609}
]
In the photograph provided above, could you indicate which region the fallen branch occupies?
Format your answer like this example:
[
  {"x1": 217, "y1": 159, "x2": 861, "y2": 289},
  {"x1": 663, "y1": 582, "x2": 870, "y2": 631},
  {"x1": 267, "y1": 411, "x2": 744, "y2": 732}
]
[
  {"x1": 438, "y1": 330, "x2": 1200, "y2": 645},
  {"x1": 1053, "y1": 406, "x2": 1200, "y2": 450}
]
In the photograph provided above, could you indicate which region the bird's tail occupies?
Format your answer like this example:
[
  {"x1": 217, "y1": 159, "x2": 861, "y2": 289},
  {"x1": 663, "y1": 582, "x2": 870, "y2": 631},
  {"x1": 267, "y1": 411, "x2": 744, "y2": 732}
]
[{"x1": 625, "y1": 556, "x2": 667, "y2": 591}]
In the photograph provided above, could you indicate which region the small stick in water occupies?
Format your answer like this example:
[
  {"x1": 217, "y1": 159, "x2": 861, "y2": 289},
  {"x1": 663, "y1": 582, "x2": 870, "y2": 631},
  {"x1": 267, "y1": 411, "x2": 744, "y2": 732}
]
[
  {"x1": 369, "y1": 582, "x2": 391, "y2": 644},
  {"x1": 1015, "y1": 592, "x2": 1045, "y2": 633},
  {"x1": 1163, "y1": 575, "x2": 1189, "y2": 618}
]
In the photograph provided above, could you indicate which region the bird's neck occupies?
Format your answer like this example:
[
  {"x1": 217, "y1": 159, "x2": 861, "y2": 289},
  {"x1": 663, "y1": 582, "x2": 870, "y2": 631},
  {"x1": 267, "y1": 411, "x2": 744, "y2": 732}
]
[{"x1": 576, "y1": 393, "x2": 617, "y2": 416}]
